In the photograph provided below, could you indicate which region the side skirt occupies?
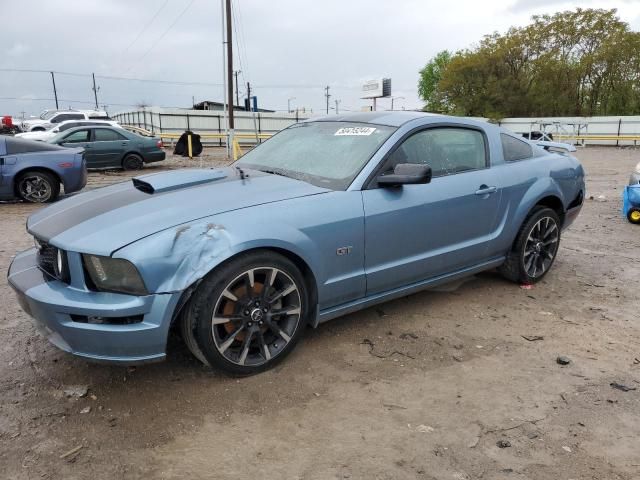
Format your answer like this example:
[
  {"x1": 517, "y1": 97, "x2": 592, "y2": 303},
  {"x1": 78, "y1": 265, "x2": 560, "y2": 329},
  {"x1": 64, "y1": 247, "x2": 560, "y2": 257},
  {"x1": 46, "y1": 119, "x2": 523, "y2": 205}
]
[{"x1": 316, "y1": 256, "x2": 505, "y2": 324}]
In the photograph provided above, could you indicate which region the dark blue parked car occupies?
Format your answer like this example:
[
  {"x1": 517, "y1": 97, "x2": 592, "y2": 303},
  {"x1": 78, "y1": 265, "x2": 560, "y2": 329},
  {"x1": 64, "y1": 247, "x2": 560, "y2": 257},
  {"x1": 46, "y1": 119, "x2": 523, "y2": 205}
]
[{"x1": 0, "y1": 136, "x2": 86, "y2": 202}]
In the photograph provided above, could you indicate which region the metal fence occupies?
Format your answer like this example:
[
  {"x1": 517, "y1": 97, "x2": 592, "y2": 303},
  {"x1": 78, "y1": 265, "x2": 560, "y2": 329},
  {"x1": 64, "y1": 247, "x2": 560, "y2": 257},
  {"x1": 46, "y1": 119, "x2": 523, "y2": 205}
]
[
  {"x1": 112, "y1": 107, "x2": 312, "y2": 146},
  {"x1": 499, "y1": 116, "x2": 640, "y2": 146},
  {"x1": 113, "y1": 108, "x2": 640, "y2": 147}
]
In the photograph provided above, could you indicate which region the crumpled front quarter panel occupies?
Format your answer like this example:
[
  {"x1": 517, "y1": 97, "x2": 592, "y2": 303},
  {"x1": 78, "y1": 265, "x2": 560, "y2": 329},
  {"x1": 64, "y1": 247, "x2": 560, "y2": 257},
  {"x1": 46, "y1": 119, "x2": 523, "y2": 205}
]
[{"x1": 115, "y1": 190, "x2": 367, "y2": 310}]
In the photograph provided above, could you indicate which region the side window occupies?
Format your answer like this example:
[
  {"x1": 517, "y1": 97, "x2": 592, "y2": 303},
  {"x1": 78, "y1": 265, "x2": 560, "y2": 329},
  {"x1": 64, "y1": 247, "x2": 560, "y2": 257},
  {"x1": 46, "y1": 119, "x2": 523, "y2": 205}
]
[
  {"x1": 93, "y1": 128, "x2": 126, "y2": 141},
  {"x1": 54, "y1": 114, "x2": 84, "y2": 123},
  {"x1": 501, "y1": 134, "x2": 533, "y2": 162},
  {"x1": 388, "y1": 127, "x2": 487, "y2": 177},
  {"x1": 62, "y1": 129, "x2": 90, "y2": 143}
]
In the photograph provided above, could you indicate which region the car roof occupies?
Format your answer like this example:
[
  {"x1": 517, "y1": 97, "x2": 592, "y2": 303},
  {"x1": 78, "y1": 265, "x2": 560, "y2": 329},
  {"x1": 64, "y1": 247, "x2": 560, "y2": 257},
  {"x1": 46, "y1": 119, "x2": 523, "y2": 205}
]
[
  {"x1": 63, "y1": 125, "x2": 119, "y2": 132},
  {"x1": 57, "y1": 119, "x2": 115, "y2": 125},
  {"x1": 309, "y1": 111, "x2": 489, "y2": 128}
]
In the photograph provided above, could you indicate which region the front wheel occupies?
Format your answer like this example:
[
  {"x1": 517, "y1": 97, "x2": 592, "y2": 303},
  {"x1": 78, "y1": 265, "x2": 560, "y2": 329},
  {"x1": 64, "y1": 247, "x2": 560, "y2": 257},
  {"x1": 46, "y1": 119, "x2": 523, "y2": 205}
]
[
  {"x1": 499, "y1": 207, "x2": 561, "y2": 284},
  {"x1": 16, "y1": 171, "x2": 60, "y2": 203},
  {"x1": 183, "y1": 251, "x2": 309, "y2": 375}
]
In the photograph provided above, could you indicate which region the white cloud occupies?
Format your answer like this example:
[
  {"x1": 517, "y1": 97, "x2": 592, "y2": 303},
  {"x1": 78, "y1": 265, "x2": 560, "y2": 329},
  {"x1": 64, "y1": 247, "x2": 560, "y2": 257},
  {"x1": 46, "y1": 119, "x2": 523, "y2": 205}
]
[{"x1": 0, "y1": 0, "x2": 638, "y2": 116}]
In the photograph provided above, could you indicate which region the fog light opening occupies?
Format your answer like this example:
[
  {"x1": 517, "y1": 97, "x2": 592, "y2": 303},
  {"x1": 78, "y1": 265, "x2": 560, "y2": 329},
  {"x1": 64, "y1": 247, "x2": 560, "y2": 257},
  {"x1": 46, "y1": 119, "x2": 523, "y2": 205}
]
[{"x1": 70, "y1": 314, "x2": 144, "y2": 325}]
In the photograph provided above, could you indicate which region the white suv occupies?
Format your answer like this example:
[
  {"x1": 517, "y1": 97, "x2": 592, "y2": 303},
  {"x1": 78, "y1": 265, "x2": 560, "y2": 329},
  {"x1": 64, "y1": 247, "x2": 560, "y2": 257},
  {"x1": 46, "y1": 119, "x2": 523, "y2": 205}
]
[
  {"x1": 21, "y1": 110, "x2": 110, "y2": 132},
  {"x1": 15, "y1": 119, "x2": 122, "y2": 142}
]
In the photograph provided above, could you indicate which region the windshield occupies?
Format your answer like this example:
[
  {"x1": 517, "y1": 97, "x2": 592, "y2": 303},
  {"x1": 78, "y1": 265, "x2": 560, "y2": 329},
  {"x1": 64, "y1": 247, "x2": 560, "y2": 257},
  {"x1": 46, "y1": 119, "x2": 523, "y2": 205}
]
[
  {"x1": 236, "y1": 121, "x2": 395, "y2": 190},
  {"x1": 40, "y1": 111, "x2": 57, "y2": 120}
]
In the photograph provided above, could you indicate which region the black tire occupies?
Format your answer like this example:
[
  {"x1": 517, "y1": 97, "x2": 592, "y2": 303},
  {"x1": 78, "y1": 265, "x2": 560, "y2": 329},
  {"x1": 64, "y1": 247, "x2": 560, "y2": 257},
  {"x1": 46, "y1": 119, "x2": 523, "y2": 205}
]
[
  {"x1": 122, "y1": 153, "x2": 144, "y2": 170},
  {"x1": 184, "y1": 251, "x2": 310, "y2": 376},
  {"x1": 627, "y1": 208, "x2": 640, "y2": 224},
  {"x1": 499, "y1": 206, "x2": 561, "y2": 284},
  {"x1": 16, "y1": 171, "x2": 60, "y2": 203}
]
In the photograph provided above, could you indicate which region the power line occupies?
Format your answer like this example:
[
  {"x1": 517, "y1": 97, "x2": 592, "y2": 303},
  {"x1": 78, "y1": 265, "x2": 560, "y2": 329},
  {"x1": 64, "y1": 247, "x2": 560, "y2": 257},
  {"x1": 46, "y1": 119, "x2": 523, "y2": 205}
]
[
  {"x1": 124, "y1": 0, "x2": 197, "y2": 73},
  {"x1": 0, "y1": 96, "x2": 193, "y2": 109},
  {"x1": 232, "y1": 0, "x2": 250, "y2": 86},
  {"x1": 0, "y1": 68, "x2": 364, "y2": 90},
  {"x1": 120, "y1": 0, "x2": 170, "y2": 55}
]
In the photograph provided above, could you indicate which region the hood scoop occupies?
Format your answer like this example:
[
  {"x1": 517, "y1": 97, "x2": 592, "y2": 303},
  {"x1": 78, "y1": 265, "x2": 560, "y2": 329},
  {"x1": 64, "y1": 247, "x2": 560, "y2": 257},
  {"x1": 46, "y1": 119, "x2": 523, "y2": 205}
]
[{"x1": 132, "y1": 169, "x2": 228, "y2": 194}]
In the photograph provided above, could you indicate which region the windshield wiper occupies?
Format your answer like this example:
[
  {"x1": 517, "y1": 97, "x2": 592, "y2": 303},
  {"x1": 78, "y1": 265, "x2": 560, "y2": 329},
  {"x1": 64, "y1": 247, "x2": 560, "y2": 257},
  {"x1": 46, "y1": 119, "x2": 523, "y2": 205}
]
[{"x1": 257, "y1": 169, "x2": 291, "y2": 179}]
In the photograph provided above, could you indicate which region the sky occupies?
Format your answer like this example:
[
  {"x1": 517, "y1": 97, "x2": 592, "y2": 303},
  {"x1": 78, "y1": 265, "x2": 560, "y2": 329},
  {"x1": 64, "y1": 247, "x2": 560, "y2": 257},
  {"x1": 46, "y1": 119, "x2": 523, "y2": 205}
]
[{"x1": 1, "y1": 0, "x2": 639, "y2": 119}]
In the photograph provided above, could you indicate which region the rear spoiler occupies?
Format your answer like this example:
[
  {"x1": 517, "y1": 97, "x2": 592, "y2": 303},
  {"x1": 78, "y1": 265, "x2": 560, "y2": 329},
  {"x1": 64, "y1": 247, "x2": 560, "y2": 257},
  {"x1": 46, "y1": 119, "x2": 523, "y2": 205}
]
[{"x1": 535, "y1": 141, "x2": 577, "y2": 153}]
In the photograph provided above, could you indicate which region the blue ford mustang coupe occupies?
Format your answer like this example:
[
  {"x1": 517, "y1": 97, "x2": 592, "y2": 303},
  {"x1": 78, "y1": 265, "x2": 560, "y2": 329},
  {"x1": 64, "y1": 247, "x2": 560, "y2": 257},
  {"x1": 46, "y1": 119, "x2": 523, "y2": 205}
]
[{"x1": 8, "y1": 112, "x2": 584, "y2": 375}]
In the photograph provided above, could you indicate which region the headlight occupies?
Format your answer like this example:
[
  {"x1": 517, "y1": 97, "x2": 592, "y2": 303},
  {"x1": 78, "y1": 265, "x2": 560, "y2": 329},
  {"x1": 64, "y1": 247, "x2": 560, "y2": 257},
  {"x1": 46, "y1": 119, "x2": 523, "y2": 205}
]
[
  {"x1": 635, "y1": 161, "x2": 640, "y2": 174},
  {"x1": 56, "y1": 249, "x2": 64, "y2": 276},
  {"x1": 82, "y1": 254, "x2": 148, "y2": 296}
]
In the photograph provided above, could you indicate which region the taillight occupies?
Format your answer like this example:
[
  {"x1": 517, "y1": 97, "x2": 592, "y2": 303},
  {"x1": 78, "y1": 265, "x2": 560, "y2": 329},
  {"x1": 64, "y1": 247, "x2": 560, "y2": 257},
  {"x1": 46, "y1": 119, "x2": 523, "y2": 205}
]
[
  {"x1": 156, "y1": 139, "x2": 163, "y2": 149},
  {"x1": 58, "y1": 162, "x2": 73, "y2": 168}
]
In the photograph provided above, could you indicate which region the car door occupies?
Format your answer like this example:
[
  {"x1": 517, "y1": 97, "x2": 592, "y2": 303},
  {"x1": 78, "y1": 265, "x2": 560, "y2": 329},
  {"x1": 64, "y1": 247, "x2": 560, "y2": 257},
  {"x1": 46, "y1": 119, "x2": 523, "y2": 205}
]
[
  {"x1": 59, "y1": 128, "x2": 94, "y2": 164},
  {"x1": 362, "y1": 126, "x2": 503, "y2": 295},
  {"x1": 91, "y1": 128, "x2": 129, "y2": 168}
]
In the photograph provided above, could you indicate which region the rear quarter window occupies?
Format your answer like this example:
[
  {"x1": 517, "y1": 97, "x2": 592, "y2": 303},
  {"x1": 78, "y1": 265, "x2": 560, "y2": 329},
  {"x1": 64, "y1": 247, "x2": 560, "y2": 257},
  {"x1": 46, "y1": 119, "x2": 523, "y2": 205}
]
[{"x1": 501, "y1": 134, "x2": 533, "y2": 162}]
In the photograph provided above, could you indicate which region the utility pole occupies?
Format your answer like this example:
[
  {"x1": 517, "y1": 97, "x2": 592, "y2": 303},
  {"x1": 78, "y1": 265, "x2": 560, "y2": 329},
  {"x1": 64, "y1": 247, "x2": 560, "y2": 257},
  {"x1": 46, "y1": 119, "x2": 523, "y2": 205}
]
[
  {"x1": 234, "y1": 70, "x2": 241, "y2": 107},
  {"x1": 390, "y1": 96, "x2": 405, "y2": 111},
  {"x1": 220, "y1": 0, "x2": 228, "y2": 157},
  {"x1": 50, "y1": 71, "x2": 59, "y2": 109},
  {"x1": 324, "y1": 86, "x2": 330, "y2": 115},
  {"x1": 226, "y1": 0, "x2": 234, "y2": 140},
  {"x1": 287, "y1": 97, "x2": 296, "y2": 113},
  {"x1": 334, "y1": 99, "x2": 340, "y2": 115},
  {"x1": 246, "y1": 81, "x2": 259, "y2": 143},
  {"x1": 91, "y1": 73, "x2": 100, "y2": 110}
]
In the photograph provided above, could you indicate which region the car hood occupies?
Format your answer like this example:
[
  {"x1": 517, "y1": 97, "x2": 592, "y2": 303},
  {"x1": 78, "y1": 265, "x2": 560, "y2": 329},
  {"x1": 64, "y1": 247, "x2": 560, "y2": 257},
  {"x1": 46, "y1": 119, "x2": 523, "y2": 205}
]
[{"x1": 27, "y1": 167, "x2": 330, "y2": 255}]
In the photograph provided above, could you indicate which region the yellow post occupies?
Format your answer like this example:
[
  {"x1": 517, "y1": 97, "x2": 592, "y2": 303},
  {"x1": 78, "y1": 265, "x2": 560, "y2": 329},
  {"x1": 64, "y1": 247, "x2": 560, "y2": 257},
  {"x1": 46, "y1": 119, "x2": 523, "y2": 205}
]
[
  {"x1": 187, "y1": 134, "x2": 193, "y2": 159},
  {"x1": 232, "y1": 137, "x2": 243, "y2": 160}
]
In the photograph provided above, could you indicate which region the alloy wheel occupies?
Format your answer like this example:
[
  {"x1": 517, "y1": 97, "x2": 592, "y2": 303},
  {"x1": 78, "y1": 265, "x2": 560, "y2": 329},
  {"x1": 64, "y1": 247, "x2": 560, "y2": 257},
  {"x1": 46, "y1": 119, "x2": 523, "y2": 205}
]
[
  {"x1": 523, "y1": 216, "x2": 559, "y2": 278},
  {"x1": 211, "y1": 267, "x2": 302, "y2": 366},
  {"x1": 19, "y1": 175, "x2": 52, "y2": 202}
]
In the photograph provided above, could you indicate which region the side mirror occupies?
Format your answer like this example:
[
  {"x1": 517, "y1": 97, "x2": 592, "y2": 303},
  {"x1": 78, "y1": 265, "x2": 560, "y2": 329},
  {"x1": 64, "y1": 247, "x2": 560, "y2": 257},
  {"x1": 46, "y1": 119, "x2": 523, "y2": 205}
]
[{"x1": 377, "y1": 163, "x2": 432, "y2": 187}]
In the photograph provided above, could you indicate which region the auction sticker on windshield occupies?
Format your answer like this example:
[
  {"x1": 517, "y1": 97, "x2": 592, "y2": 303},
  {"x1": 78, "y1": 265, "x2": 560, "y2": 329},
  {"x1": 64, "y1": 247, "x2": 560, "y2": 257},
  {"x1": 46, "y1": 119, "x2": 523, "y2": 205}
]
[{"x1": 334, "y1": 127, "x2": 376, "y2": 136}]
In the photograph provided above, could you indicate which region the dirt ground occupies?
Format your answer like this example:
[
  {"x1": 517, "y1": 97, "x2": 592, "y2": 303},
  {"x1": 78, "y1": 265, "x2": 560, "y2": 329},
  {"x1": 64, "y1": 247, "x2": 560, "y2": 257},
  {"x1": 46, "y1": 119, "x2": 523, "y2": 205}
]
[{"x1": 1, "y1": 147, "x2": 639, "y2": 480}]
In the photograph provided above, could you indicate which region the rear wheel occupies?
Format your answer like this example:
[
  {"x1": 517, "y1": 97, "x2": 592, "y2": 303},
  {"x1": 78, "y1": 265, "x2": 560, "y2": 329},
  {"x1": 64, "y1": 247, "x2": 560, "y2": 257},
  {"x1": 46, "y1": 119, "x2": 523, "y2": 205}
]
[
  {"x1": 627, "y1": 208, "x2": 640, "y2": 224},
  {"x1": 16, "y1": 171, "x2": 59, "y2": 203},
  {"x1": 122, "y1": 153, "x2": 144, "y2": 170},
  {"x1": 499, "y1": 207, "x2": 561, "y2": 284},
  {"x1": 183, "y1": 251, "x2": 309, "y2": 375}
]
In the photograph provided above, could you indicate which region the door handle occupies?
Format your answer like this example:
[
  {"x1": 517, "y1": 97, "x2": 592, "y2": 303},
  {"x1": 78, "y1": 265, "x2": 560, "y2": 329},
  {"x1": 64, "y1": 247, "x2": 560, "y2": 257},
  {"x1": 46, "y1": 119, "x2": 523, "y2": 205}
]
[{"x1": 475, "y1": 185, "x2": 497, "y2": 195}]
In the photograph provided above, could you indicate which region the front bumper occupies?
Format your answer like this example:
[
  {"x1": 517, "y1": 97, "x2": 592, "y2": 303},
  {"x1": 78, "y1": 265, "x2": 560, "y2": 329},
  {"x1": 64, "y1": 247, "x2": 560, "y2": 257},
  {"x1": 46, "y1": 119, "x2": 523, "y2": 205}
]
[{"x1": 8, "y1": 248, "x2": 181, "y2": 365}]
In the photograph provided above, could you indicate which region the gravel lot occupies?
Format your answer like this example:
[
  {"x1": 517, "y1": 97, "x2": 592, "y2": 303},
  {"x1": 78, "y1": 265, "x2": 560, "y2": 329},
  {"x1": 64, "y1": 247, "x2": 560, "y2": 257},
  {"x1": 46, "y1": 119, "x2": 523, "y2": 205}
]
[{"x1": 1, "y1": 147, "x2": 639, "y2": 480}]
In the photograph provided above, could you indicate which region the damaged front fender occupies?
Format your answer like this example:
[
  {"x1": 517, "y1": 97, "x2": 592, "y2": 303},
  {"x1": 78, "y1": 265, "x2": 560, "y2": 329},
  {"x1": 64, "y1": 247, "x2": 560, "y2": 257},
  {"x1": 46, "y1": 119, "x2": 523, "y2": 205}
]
[{"x1": 113, "y1": 217, "x2": 320, "y2": 295}]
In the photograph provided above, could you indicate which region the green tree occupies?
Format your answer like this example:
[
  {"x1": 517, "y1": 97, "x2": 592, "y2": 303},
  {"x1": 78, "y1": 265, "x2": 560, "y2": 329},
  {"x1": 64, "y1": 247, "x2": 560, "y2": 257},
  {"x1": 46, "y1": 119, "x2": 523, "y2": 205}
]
[
  {"x1": 424, "y1": 8, "x2": 640, "y2": 118},
  {"x1": 418, "y1": 50, "x2": 452, "y2": 113}
]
